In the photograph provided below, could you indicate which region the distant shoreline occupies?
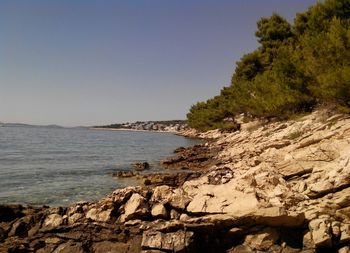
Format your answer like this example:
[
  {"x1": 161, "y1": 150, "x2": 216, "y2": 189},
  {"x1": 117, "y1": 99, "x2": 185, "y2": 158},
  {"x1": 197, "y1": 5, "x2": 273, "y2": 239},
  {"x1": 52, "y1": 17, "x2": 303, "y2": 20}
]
[{"x1": 90, "y1": 127, "x2": 177, "y2": 133}]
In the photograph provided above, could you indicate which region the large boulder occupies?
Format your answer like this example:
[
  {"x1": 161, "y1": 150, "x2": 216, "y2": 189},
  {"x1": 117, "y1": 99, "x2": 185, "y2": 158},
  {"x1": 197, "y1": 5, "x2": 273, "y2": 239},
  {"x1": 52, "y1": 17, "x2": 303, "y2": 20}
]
[{"x1": 186, "y1": 183, "x2": 259, "y2": 215}]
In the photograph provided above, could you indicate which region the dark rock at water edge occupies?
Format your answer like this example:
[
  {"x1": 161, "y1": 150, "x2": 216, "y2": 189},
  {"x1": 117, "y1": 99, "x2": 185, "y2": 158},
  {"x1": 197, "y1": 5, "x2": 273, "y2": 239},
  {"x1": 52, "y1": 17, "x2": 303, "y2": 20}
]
[
  {"x1": 112, "y1": 171, "x2": 141, "y2": 178},
  {"x1": 131, "y1": 162, "x2": 150, "y2": 171}
]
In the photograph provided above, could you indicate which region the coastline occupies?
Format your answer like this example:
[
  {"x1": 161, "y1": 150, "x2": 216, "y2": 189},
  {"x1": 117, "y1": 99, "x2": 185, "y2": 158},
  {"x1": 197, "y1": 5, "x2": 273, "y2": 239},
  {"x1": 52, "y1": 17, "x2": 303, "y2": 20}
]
[
  {"x1": 2, "y1": 109, "x2": 350, "y2": 252},
  {"x1": 90, "y1": 127, "x2": 178, "y2": 133}
]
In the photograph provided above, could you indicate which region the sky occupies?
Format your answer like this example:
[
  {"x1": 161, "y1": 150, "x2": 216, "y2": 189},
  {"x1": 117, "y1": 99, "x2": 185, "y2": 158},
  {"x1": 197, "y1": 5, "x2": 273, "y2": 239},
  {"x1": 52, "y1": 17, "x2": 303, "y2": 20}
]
[{"x1": 0, "y1": 0, "x2": 316, "y2": 127}]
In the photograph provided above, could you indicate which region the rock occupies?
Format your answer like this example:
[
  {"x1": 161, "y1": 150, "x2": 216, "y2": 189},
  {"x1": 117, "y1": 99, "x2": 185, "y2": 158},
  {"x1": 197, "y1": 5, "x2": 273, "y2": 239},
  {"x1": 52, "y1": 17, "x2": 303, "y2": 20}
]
[
  {"x1": 254, "y1": 207, "x2": 305, "y2": 228},
  {"x1": 309, "y1": 218, "x2": 332, "y2": 248},
  {"x1": 244, "y1": 228, "x2": 279, "y2": 251},
  {"x1": 120, "y1": 193, "x2": 149, "y2": 222},
  {"x1": 151, "y1": 185, "x2": 173, "y2": 203},
  {"x1": 37, "y1": 245, "x2": 58, "y2": 253},
  {"x1": 143, "y1": 172, "x2": 201, "y2": 187},
  {"x1": 86, "y1": 207, "x2": 113, "y2": 222},
  {"x1": 207, "y1": 167, "x2": 234, "y2": 185},
  {"x1": 0, "y1": 204, "x2": 24, "y2": 222},
  {"x1": 141, "y1": 230, "x2": 195, "y2": 252},
  {"x1": 151, "y1": 204, "x2": 168, "y2": 219},
  {"x1": 186, "y1": 184, "x2": 259, "y2": 215},
  {"x1": 110, "y1": 187, "x2": 136, "y2": 205},
  {"x1": 331, "y1": 221, "x2": 341, "y2": 237},
  {"x1": 28, "y1": 220, "x2": 41, "y2": 237},
  {"x1": 339, "y1": 246, "x2": 350, "y2": 253},
  {"x1": 92, "y1": 241, "x2": 129, "y2": 253},
  {"x1": 132, "y1": 162, "x2": 150, "y2": 171},
  {"x1": 281, "y1": 246, "x2": 301, "y2": 253},
  {"x1": 340, "y1": 223, "x2": 350, "y2": 243},
  {"x1": 52, "y1": 241, "x2": 85, "y2": 253},
  {"x1": 302, "y1": 231, "x2": 315, "y2": 250},
  {"x1": 151, "y1": 185, "x2": 190, "y2": 210},
  {"x1": 179, "y1": 213, "x2": 190, "y2": 221},
  {"x1": 228, "y1": 245, "x2": 254, "y2": 253},
  {"x1": 0, "y1": 227, "x2": 6, "y2": 242},
  {"x1": 45, "y1": 237, "x2": 63, "y2": 244},
  {"x1": 141, "y1": 250, "x2": 167, "y2": 253},
  {"x1": 68, "y1": 213, "x2": 84, "y2": 224},
  {"x1": 7, "y1": 244, "x2": 30, "y2": 253},
  {"x1": 174, "y1": 147, "x2": 186, "y2": 153},
  {"x1": 170, "y1": 209, "x2": 181, "y2": 220},
  {"x1": 8, "y1": 220, "x2": 28, "y2": 237},
  {"x1": 43, "y1": 214, "x2": 64, "y2": 228},
  {"x1": 112, "y1": 171, "x2": 140, "y2": 178},
  {"x1": 67, "y1": 204, "x2": 84, "y2": 216}
]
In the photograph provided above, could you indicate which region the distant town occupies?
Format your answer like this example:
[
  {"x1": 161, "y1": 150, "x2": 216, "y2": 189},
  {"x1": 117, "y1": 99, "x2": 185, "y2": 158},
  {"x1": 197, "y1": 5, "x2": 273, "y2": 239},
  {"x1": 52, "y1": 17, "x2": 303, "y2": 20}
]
[{"x1": 94, "y1": 120, "x2": 189, "y2": 132}]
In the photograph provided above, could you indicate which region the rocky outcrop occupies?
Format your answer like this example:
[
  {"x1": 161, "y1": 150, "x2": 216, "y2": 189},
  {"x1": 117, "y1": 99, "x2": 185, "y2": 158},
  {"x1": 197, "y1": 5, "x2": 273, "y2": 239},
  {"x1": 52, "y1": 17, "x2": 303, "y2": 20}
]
[{"x1": 1, "y1": 109, "x2": 350, "y2": 252}]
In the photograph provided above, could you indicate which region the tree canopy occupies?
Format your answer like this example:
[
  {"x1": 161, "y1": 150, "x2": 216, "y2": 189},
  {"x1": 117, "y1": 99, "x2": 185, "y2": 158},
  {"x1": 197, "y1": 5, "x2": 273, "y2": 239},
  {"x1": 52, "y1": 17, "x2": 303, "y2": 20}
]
[{"x1": 187, "y1": 0, "x2": 350, "y2": 131}]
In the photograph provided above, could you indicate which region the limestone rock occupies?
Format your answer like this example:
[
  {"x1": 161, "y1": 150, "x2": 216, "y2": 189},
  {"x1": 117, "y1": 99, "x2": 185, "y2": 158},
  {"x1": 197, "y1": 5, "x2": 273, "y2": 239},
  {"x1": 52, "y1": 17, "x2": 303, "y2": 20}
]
[
  {"x1": 68, "y1": 213, "x2": 84, "y2": 224},
  {"x1": 254, "y1": 207, "x2": 305, "y2": 228},
  {"x1": 141, "y1": 230, "x2": 194, "y2": 252},
  {"x1": 340, "y1": 223, "x2": 350, "y2": 243},
  {"x1": 43, "y1": 214, "x2": 64, "y2": 228},
  {"x1": 120, "y1": 193, "x2": 149, "y2": 222},
  {"x1": 228, "y1": 245, "x2": 254, "y2": 253},
  {"x1": 170, "y1": 209, "x2": 181, "y2": 220},
  {"x1": 45, "y1": 237, "x2": 62, "y2": 244},
  {"x1": 339, "y1": 246, "x2": 350, "y2": 253},
  {"x1": 309, "y1": 218, "x2": 332, "y2": 248},
  {"x1": 244, "y1": 228, "x2": 279, "y2": 251},
  {"x1": 186, "y1": 183, "x2": 259, "y2": 215},
  {"x1": 151, "y1": 204, "x2": 168, "y2": 219},
  {"x1": 86, "y1": 207, "x2": 113, "y2": 222},
  {"x1": 151, "y1": 185, "x2": 190, "y2": 210},
  {"x1": 302, "y1": 231, "x2": 314, "y2": 250},
  {"x1": 110, "y1": 186, "x2": 137, "y2": 205}
]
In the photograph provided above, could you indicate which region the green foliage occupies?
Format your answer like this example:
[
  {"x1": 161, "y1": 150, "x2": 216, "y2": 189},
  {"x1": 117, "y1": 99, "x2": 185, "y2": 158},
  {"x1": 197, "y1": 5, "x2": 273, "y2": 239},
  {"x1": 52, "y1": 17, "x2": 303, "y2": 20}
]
[
  {"x1": 232, "y1": 51, "x2": 264, "y2": 84},
  {"x1": 187, "y1": 0, "x2": 350, "y2": 131},
  {"x1": 255, "y1": 13, "x2": 293, "y2": 49}
]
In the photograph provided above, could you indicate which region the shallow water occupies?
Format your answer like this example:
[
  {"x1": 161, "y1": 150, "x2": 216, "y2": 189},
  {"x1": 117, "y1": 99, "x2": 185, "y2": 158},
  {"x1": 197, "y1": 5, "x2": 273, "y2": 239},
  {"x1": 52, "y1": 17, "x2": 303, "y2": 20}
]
[{"x1": 0, "y1": 126, "x2": 198, "y2": 206}]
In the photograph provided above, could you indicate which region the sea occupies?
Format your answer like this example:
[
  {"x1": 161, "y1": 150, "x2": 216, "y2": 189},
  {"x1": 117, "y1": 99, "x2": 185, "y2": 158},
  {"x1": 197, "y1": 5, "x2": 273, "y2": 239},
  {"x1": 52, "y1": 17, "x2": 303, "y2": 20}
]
[{"x1": 0, "y1": 126, "x2": 198, "y2": 206}]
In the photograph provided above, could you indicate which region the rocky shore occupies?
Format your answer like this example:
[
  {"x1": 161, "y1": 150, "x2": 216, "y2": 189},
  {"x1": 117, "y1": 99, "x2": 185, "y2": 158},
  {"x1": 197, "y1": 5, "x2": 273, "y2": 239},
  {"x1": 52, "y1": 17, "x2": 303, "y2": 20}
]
[{"x1": 1, "y1": 109, "x2": 350, "y2": 252}]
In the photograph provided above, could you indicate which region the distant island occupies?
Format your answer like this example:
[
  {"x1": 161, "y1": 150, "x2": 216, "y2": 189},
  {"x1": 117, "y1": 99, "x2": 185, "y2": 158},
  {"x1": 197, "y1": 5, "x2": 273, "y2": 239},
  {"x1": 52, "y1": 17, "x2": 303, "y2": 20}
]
[
  {"x1": 93, "y1": 120, "x2": 189, "y2": 132},
  {"x1": 0, "y1": 123, "x2": 65, "y2": 128}
]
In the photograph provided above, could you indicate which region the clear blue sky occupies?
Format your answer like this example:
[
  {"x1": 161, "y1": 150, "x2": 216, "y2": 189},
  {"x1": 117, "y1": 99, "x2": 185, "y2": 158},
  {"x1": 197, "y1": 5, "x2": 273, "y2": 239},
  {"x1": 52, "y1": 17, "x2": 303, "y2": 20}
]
[{"x1": 0, "y1": 0, "x2": 316, "y2": 126}]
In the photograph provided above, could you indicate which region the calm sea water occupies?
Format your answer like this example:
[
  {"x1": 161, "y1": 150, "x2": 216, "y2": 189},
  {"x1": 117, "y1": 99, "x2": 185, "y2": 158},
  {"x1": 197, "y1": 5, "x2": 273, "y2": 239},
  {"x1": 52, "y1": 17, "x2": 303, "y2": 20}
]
[{"x1": 0, "y1": 126, "x2": 198, "y2": 206}]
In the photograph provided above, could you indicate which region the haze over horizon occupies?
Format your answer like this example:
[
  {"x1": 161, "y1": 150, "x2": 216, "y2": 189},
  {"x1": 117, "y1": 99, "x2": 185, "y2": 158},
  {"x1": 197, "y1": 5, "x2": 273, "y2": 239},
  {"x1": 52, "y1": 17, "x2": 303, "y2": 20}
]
[{"x1": 1, "y1": 0, "x2": 316, "y2": 127}]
